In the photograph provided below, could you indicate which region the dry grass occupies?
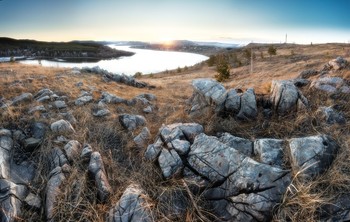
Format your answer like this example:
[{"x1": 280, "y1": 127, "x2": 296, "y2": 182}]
[{"x1": 1, "y1": 43, "x2": 350, "y2": 221}]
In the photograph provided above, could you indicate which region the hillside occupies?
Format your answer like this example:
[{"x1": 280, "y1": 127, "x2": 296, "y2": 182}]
[
  {"x1": 0, "y1": 43, "x2": 349, "y2": 221},
  {"x1": 0, "y1": 37, "x2": 134, "y2": 61}
]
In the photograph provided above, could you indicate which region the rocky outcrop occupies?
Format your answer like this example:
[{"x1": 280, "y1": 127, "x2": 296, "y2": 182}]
[
  {"x1": 108, "y1": 184, "x2": 153, "y2": 222},
  {"x1": 270, "y1": 80, "x2": 309, "y2": 115},
  {"x1": 100, "y1": 92, "x2": 127, "y2": 104},
  {"x1": 0, "y1": 129, "x2": 36, "y2": 221},
  {"x1": 311, "y1": 76, "x2": 350, "y2": 94},
  {"x1": 119, "y1": 114, "x2": 146, "y2": 131},
  {"x1": 318, "y1": 194, "x2": 350, "y2": 221},
  {"x1": 81, "y1": 66, "x2": 148, "y2": 88},
  {"x1": 323, "y1": 57, "x2": 348, "y2": 71},
  {"x1": 145, "y1": 122, "x2": 341, "y2": 221},
  {"x1": 189, "y1": 79, "x2": 260, "y2": 120}
]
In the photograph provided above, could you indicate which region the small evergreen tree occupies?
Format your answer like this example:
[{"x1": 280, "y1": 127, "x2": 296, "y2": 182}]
[
  {"x1": 207, "y1": 55, "x2": 216, "y2": 67},
  {"x1": 268, "y1": 45, "x2": 277, "y2": 57},
  {"x1": 215, "y1": 55, "x2": 230, "y2": 82}
]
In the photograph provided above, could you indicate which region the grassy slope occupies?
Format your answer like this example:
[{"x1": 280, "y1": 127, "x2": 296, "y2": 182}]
[{"x1": 0, "y1": 43, "x2": 349, "y2": 221}]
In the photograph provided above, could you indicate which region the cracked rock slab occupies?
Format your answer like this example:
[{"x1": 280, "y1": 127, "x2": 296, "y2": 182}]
[
  {"x1": 108, "y1": 184, "x2": 153, "y2": 222},
  {"x1": 203, "y1": 158, "x2": 290, "y2": 221},
  {"x1": 289, "y1": 135, "x2": 339, "y2": 179},
  {"x1": 254, "y1": 138, "x2": 285, "y2": 167},
  {"x1": 218, "y1": 132, "x2": 253, "y2": 157}
]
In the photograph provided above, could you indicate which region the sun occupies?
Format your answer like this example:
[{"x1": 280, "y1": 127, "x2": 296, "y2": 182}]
[{"x1": 159, "y1": 37, "x2": 175, "y2": 47}]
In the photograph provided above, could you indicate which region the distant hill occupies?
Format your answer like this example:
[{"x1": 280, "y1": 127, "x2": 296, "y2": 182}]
[{"x1": 0, "y1": 37, "x2": 134, "y2": 60}]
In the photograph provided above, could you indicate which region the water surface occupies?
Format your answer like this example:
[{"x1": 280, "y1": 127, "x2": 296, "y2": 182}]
[{"x1": 19, "y1": 45, "x2": 208, "y2": 75}]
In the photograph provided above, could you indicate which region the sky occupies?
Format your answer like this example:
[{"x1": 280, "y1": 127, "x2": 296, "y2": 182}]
[{"x1": 0, "y1": 0, "x2": 349, "y2": 44}]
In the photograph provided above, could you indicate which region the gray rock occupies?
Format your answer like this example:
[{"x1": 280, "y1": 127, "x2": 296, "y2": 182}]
[
  {"x1": 191, "y1": 78, "x2": 227, "y2": 112},
  {"x1": 311, "y1": 77, "x2": 347, "y2": 93},
  {"x1": 12, "y1": 93, "x2": 33, "y2": 106},
  {"x1": 75, "y1": 81, "x2": 83, "y2": 87},
  {"x1": 0, "y1": 179, "x2": 27, "y2": 222},
  {"x1": 34, "y1": 88, "x2": 53, "y2": 99},
  {"x1": 218, "y1": 133, "x2": 253, "y2": 157},
  {"x1": 271, "y1": 80, "x2": 308, "y2": 115},
  {"x1": 133, "y1": 127, "x2": 151, "y2": 149},
  {"x1": 237, "y1": 88, "x2": 258, "y2": 120},
  {"x1": 119, "y1": 114, "x2": 146, "y2": 131},
  {"x1": 23, "y1": 137, "x2": 42, "y2": 152},
  {"x1": 203, "y1": 158, "x2": 290, "y2": 221},
  {"x1": 160, "y1": 125, "x2": 185, "y2": 143},
  {"x1": 254, "y1": 139, "x2": 284, "y2": 167},
  {"x1": 36, "y1": 95, "x2": 51, "y2": 102},
  {"x1": 60, "y1": 112, "x2": 77, "y2": 124},
  {"x1": 88, "y1": 152, "x2": 112, "y2": 202},
  {"x1": 144, "y1": 138, "x2": 163, "y2": 161},
  {"x1": 324, "y1": 56, "x2": 348, "y2": 71},
  {"x1": 108, "y1": 184, "x2": 153, "y2": 222},
  {"x1": 158, "y1": 149, "x2": 183, "y2": 179},
  {"x1": 46, "y1": 167, "x2": 66, "y2": 221},
  {"x1": 49, "y1": 147, "x2": 68, "y2": 170},
  {"x1": 53, "y1": 100, "x2": 67, "y2": 109},
  {"x1": 143, "y1": 106, "x2": 153, "y2": 113},
  {"x1": 75, "y1": 95, "x2": 93, "y2": 106},
  {"x1": 30, "y1": 122, "x2": 47, "y2": 140},
  {"x1": 340, "y1": 85, "x2": 350, "y2": 93},
  {"x1": 50, "y1": 119, "x2": 75, "y2": 134},
  {"x1": 24, "y1": 193, "x2": 41, "y2": 210},
  {"x1": 81, "y1": 144, "x2": 93, "y2": 159},
  {"x1": 164, "y1": 123, "x2": 204, "y2": 143},
  {"x1": 92, "y1": 109, "x2": 110, "y2": 117},
  {"x1": 225, "y1": 89, "x2": 241, "y2": 113},
  {"x1": 171, "y1": 139, "x2": 190, "y2": 155},
  {"x1": 289, "y1": 135, "x2": 339, "y2": 179},
  {"x1": 317, "y1": 106, "x2": 346, "y2": 125},
  {"x1": 101, "y1": 92, "x2": 127, "y2": 104},
  {"x1": 64, "y1": 140, "x2": 82, "y2": 162},
  {"x1": 187, "y1": 133, "x2": 246, "y2": 183},
  {"x1": 187, "y1": 133, "x2": 290, "y2": 221},
  {"x1": 319, "y1": 194, "x2": 350, "y2": 222},
  {"x1": 28, "y1": 105, "x2": 46, "y2": 114},
  {"x1": 136, "y1": 93, "x2": 157, "y2": 101}
]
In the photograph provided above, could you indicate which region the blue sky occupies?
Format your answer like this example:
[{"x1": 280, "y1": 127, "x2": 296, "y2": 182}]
[{"x1": 0, "y1": 0, "x2": 349, "y2": 43}]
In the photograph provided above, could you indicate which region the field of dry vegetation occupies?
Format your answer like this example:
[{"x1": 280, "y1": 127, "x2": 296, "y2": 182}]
[{"x1": 0, "y1": 43, "x2": 349, "y2": 221}]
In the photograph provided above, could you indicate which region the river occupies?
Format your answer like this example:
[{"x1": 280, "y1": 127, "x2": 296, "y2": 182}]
[{"x1": 18, "y1": 45, "x2": 208, "y2": 75}]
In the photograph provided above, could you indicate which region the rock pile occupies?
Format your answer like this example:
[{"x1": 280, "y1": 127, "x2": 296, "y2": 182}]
[
  {"x1": 81, "y1": 66, "x2": 148, "y2": 88},
  {"x1": 145, "y1": 123, "x2": 340, "y2": 221}
]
